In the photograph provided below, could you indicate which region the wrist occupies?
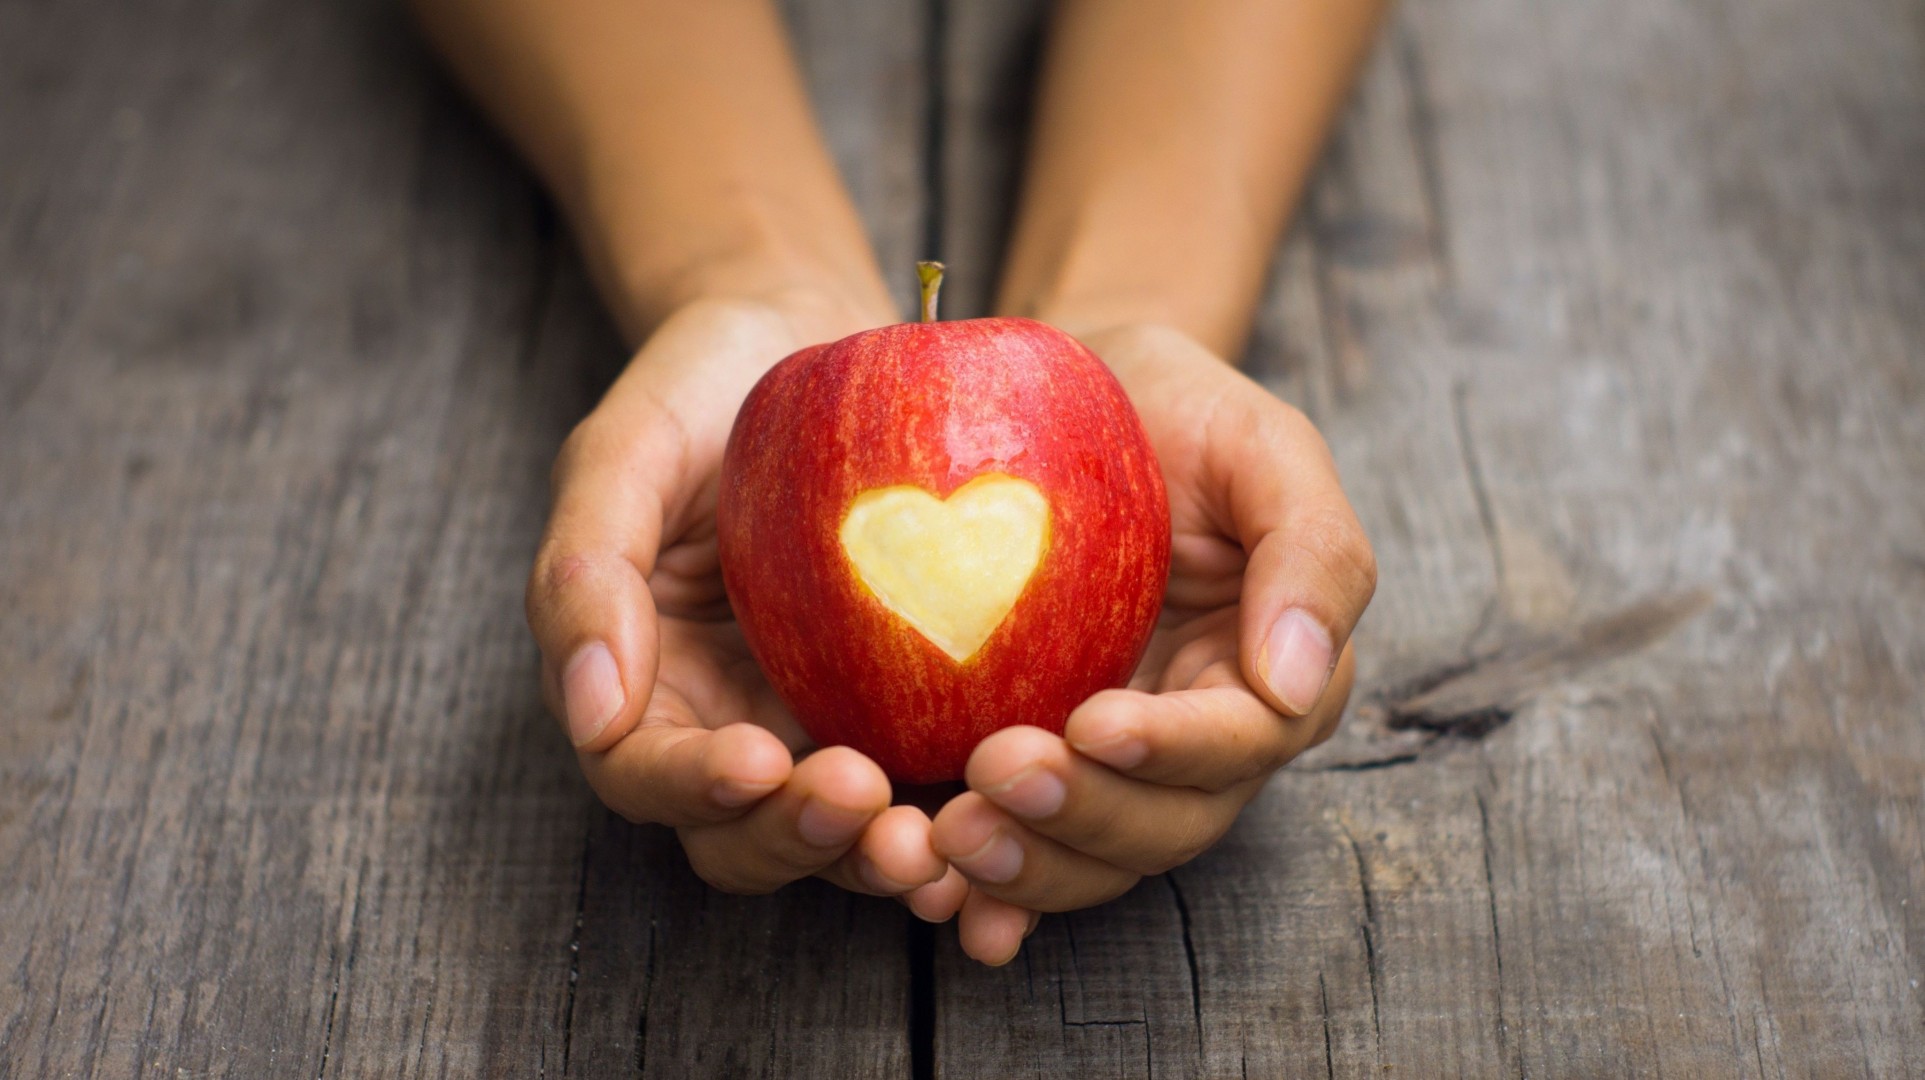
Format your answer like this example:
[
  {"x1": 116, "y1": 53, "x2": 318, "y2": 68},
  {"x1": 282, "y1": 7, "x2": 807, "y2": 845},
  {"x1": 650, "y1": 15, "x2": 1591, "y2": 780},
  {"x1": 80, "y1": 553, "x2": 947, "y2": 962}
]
[
  {"x1": 727, "y1": 277, "x2": 901, "y2": 350},
  {"x1": 571, "y1": 167, "x2": 897, "y2": 348},
  {"x1": 594, "y1": 238, "x2": 898, "y2": 350},
  {"x1": 1000, "y1": 273, "x2": 1251, "y2": 361},
  {"x1": 1019, "y1": 313, "x2": 1216, "y2": 368},
  {"x1": 600, "y1": 286, "x2": 892, "y2": 455},
  {"x1": 994, "y1": 193, "x2": 1267, "y2": 357}
]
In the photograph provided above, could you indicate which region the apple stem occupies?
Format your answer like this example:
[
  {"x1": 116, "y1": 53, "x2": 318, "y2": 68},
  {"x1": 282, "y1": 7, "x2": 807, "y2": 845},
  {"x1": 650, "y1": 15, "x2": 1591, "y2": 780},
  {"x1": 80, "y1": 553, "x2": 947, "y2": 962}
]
[{"x1": 916, "y1": 261, "x2": 945, "y2": 323}]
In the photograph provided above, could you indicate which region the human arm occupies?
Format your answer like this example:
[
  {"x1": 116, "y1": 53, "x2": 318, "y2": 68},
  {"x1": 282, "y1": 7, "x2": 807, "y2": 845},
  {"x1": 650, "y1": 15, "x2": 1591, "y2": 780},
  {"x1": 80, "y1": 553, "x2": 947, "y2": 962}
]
[
  {"x1": 413, "y1": 0, "x2": 948, "y2": 899},
  {"x1": 996, "y1": 0, "x2": 1390, "y2": 355}
]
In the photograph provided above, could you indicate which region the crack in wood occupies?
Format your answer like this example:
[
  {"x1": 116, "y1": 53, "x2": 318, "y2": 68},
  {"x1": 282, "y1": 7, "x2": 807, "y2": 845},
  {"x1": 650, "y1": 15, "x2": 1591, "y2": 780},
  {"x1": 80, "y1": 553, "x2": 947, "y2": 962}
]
[
  {"x1": 1341, "y1": 827, "x2": 1385, "y2": 1056},
  {"x1": 1163, "y1": 874, "x2": 1204, "y2": 1041},
  {"x1": 1301, "y1": 585, "x2": 1709, "y2": 770},
  {"x1": 1058, "y1": 918, "x2": 1080, "y2": 1031},
  {"x1": 632, "y1": 918, "x2": 657, "y2": 1077},
  {"x1": 1021, "y1": 938, "x2": 1036, "y2": 1000},
  {"x1": 1319, "y1": 971, "x2": 1336, "y2": 1080},
  {"x1": 1303, "y1": 590, "x2": 1714, "y2": 772},
  {"x1": 316, "y1": 965, "x2": 341, "y2": 1080},
  {"x1": 908, "y1": 917, "x2": 935, "y2": 1080},
  {"x1": 1309, "y1": 750, "x2": 1424, "y2": 773},
  {"x1": 411, "y1": 947, "x2": 437, "y2": 1070},
  {"x1": 315, "y1": 855, "x2": 369, "y2": 1080},
  {"x1": 1475, "y1": 790, "x2": 1512, "y2": 1073},
  {"x1": 1751, "y1": 1016, "x2": 1772, "y2": 1080},
  {"x1": 132, "y1": 978, "x2": 162, "y2": 1078},
  {"x1": 559, "y1": 824, "x2": 592, "y2": 1075},
  {"x1": 1643, "y1": 718, "x2": 1715, "y2": 966},
  {"x1": 1392, "y1": 590, "x2": 1713, "y2": 731},
  {"x1": 1557, "y1": 687, "x2": 1787, "y2": 1077}
]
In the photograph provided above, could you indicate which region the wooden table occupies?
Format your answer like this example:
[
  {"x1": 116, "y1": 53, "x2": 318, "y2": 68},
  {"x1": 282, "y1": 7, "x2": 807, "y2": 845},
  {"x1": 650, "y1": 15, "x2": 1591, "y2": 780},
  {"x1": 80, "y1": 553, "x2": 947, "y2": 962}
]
[{"x1": 5, "y1": 0, "x2": 1921, "y2": 1075}]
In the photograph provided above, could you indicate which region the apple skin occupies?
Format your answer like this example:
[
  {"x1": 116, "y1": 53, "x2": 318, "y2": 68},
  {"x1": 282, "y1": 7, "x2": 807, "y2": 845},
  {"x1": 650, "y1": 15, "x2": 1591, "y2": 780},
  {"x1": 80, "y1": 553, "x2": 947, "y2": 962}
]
[{"x1": 716, "y1": 316, "x2": 1171, "y2": 784}]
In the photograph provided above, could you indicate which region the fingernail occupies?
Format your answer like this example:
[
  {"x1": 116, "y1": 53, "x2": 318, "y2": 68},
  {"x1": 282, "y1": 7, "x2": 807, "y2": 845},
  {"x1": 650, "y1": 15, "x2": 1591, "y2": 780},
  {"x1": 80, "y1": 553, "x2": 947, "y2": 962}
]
[
  {"x1": 562, "y1": 641, "x2": 624, "y2": 746},
  {"x1": 982, "y1": 766, "x2": 1066, "y2": 819},
  {"x1": 797, "y1": 799, "x2": 869, "y2": 848},
  {"x1": 711, "y1": 777, "x2": 780, "y2": 808},
  {"x1": 952, "y1": 830, "x2": 1024, "y2": 884},
  {"x1": 1068, "y1": 715, "x2": 1147, "y2": 770},
  {"x1": 1263, "y1": 608, "x2": 1334, "y2": 715}
]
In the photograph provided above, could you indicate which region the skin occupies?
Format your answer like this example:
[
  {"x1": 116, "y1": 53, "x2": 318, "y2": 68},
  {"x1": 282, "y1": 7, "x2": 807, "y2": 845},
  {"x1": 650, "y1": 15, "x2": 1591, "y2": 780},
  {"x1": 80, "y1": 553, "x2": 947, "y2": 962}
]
[{"x1": 413, "y1": 0, "x2": 1385, "y2": 964}]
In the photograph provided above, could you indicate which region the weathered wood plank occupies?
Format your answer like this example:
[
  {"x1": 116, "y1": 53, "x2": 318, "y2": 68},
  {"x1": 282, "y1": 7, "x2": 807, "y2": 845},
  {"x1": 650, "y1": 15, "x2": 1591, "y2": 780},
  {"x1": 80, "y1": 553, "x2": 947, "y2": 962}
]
[
  {"x1": 5, "y1": 0, "x2": 1924, "y2": 1075},
  {"x1": 562, "y1": 811, "x2": 917, "y2": 1079},
  {"x1": 0, "y1": 0, "x2": 928, "y2": 1076},
  {"x1": 0, "y1": 2, "x2": 591, "y2": 1074},
  {"x1": 936, "y1": 0, "x2": 1049, "y2": 320},
  {"x1": 932, "y1": 8, "x2": 1505, "y2": 1076},
  {"x1": 782, "y1": 0, "x2": 933, "y2": 319},
  {"x1": 935, "y1": 0, "x2": 1925, "y2": 1076},
  {"x1": 1397, "y1": 0, "x2": 1925, "y2": 1071},
  {"x1": 566, "y1": 3, "x2": 934, "y2": 1075}
]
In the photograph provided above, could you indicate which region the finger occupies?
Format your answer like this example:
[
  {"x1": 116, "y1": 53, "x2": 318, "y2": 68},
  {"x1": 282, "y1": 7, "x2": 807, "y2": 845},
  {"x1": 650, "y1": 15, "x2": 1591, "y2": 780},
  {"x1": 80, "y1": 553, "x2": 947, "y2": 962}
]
[
  {"x1": 903, "y1": 866, "x2": 971, "y2": 923},
  {"x1": 1220, "y1": 399, "x2": 1376, "y2": 718},
  {"x1": 529, "y1": 551, "x2": 658, "y2": 752},
  {"x1": 932, "y1": 792, "x2": 1141, "y2": 912},
  {"x1": 678, "y1": 746, "x2": 891, "y2": 895},
  {"x1": 581, "y1": 714, "x2": 793, "y2": 828},
  {"x1": 957, "y1": 886, "x2": 1037, "y2": 967},
  {"x1": 962, "y1": 727, "x2": 1247, "y2": 876},
  {"x1": 1311, "y1": 643, "x2": 1355, "y2": 747},
  {"x1": 1064, "y1": 647, "x2": 1358, "y2": 790},
  {"x1": 526, "y1": 408, "x2": 682, "y2": 753},
  {"x1": 817, "y1": 805, "x2": 946, "y2": 896}
]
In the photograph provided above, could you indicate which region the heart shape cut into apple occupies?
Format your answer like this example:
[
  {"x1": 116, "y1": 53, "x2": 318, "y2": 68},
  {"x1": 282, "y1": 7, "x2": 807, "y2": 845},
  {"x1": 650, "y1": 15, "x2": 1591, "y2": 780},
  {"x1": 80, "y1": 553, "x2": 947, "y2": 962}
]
[{"x1": 838, "y1": 473, "x2": 1050, "y2": 662}]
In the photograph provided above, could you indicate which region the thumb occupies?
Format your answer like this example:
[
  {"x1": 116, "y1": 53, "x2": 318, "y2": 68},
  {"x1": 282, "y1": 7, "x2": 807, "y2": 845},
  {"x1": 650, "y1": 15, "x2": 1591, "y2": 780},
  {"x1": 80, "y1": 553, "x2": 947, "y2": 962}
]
[
  {"x1": 1225, "y1": 401, "x2": 1377, "y2": 717},
  {"x1": 526, "y1": 415, "x2": 673, "y2": 752}
]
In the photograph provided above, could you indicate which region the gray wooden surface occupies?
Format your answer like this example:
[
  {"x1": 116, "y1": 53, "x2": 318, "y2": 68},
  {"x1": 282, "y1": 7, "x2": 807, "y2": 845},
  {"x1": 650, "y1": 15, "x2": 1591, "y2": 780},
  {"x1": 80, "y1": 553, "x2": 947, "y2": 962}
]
[{"x1": 3, "y1": 0, "x2": 1921, "y2": 1075}]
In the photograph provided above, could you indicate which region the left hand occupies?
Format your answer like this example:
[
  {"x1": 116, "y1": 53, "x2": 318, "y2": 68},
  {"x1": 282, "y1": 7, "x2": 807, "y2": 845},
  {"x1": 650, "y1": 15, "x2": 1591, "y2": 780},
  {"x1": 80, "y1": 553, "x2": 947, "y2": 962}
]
[
  {"x1": 525, "y1": 295, "x2": 951, "y2": 906},
  {"x1": 921, "y1": 322, "x2": 1378, "y2": 964}
]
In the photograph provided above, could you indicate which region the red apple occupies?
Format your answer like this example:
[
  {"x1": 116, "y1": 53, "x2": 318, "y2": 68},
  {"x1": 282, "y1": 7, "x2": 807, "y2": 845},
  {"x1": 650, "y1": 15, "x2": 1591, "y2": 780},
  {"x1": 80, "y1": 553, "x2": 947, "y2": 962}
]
[{"x1": 716, "y1": 265, "x2": 1170, "y2": 783}]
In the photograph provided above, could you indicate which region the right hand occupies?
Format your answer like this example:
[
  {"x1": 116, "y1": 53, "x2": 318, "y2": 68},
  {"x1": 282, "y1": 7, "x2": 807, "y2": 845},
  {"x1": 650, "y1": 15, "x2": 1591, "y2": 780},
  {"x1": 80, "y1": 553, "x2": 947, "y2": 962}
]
[{"x1": 526, "y1": 294, "x2": 967, "y2": 912}]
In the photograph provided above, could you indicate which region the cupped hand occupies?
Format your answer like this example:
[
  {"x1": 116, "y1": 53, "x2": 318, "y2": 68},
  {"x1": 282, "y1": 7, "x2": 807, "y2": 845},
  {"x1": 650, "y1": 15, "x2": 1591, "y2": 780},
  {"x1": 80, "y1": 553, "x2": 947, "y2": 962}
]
[
  {"x1": 525, "y1": 295, "x2": 951, "y2": 902},
  {"x1": 927, "y1": 322, "x2": 1378, "y2": 964}
]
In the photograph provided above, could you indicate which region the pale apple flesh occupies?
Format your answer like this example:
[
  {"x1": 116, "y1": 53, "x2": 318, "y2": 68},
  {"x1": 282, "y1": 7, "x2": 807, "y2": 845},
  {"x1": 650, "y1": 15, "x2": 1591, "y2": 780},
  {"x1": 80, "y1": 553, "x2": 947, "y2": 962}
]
[{"x1": 838, "y1": 473, "x2": 1051, "y2": 663}]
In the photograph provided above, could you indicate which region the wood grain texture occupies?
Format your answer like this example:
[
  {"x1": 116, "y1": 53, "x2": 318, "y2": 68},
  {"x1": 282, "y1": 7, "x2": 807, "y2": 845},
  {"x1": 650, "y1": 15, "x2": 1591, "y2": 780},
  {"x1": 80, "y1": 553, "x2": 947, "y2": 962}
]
[
  {"x1": 0, "y1": 0, "x2": 922, "y2": 1076},
  {"x1": 781, "y1": 0, "x2": 932, "y2": 320},
  {"x1": 1, "y1": 4, "x2": 589, "y2": 1074},
  {"x1": 3, "y1": 0, "x2": 1922, "y2": 1076},
  {"x1": 936, "y1": 0, "x2": 1049, "y2": 319},
  {"x1": 558, "y1": 7, "x2": 933, "y2": 1076},
  {"x1": 938, "y1": 0, "x2": 1925, "y2": 1076}
]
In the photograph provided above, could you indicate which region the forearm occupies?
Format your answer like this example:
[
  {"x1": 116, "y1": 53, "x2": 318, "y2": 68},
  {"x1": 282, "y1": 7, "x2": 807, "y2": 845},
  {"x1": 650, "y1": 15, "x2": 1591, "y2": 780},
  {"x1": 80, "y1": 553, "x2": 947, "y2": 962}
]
[
  {"x1": 996, "y1": 0, "x2": 1389, "y2": 358},
  {"x1": 412, "y1": 0, "x2": 894, "y2": 345}
]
